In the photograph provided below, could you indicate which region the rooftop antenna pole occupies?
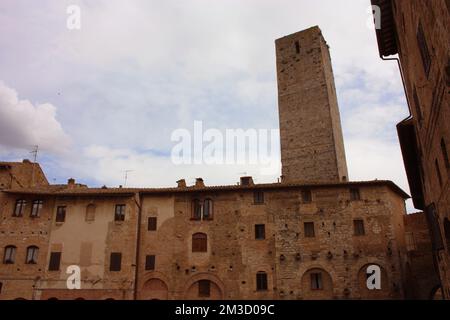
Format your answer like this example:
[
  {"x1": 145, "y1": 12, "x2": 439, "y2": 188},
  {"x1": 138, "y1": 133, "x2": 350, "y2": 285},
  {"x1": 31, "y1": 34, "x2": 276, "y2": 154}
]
[
  {"x1": 29, "y1": 145, "x2": 39, "y2": 186},
  {"x1": 30, "y1": 145, "x2": 39, "y2": 163},
  {"x1": 124, "y1": 170, "x2": 134, "y2": 187}
]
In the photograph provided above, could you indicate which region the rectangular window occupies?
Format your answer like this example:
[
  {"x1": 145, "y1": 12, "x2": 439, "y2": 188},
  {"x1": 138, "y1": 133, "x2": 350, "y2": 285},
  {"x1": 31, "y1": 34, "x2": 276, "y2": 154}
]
[
  {"x1": 148, "y1": 217, "x2": 157, "y2": 231},
  {"x1": 301, "y1": 190, "x2": 312, "y2": 203},
  {"x1": 114, "y1": 204, "x2": 126, "y2": 221},
  {"x1": 255, "y1": 224, "x2": 266, "y2": 240},
  {"x1": 109, "y1": 252, "x2": 122, "y2": 271},
  {"x1": 30, "y1": 200, "x2": 43, "y2": 218},
  {"x1": 256, "y1": 272, "x2": 268, "y2": 291},
  {"x1": 353, "y1": 219, "x2": 365, "y2": 236},
  {"x1": 254, "y1": 191, "x2": 264, "y2": 204},
  {"x1": 13, "y1": 199, "x2": 26, "y2": 217},
  {"x1": 350, "y1": 188, "x2": 361, "y2": 201},
  {"x1": 145, "y1": 255, "x2": 155, "y2": 270},
  {"x1": 417, "y1": 22, "x2": 431, "y2": 77},
  {"x1": 435, "y1": 159, "x2": 443, "y2": 188},
  {"x1": 441, "y1": 138, "x2": 449, "y2": 168},
  {"x1": 295, "y1": 40, "x2": 300, "y2": 54},
  {"x1": 198, "y1": 280, "x2": 211, "y2": 297},
  {"x1": 48, "y1": 252, "x2": 61, "y2": 271},
  {"x1": 311, "y1": 273, "x2": 323, "y2": 290},
  {"x1": 304, "y1": 222, "x2": 315, "y2": 238},
  {"x1": 55, "y1": 206, "x2": 66, "y2": 223}
]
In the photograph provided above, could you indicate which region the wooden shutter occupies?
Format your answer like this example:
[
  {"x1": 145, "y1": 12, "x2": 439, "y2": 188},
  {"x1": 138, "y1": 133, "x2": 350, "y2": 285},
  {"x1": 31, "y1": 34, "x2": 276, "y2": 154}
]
[{"x1": 48, "y1": 252, "x2": 61, "y2": 271}]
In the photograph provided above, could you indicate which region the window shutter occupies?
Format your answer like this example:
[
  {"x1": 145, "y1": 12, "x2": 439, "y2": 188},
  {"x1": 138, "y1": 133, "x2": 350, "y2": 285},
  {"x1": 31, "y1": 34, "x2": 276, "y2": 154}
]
[
  {"x1": 110, "y1": 252, "x2": 122, "y2": 271},
  {"x1": 148, "y1": 217, "x2": 157, "y2": 231},
  {"x1": 145, "y1": 255, "x2": 155, "y2": 270}
]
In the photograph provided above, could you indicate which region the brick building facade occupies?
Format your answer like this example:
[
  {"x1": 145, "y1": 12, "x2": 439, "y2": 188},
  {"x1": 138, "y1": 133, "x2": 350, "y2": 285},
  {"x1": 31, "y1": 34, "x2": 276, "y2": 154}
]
[
  {"x1": 0, "y1": 26, "x2": 437, "y2": 300},
  {"x1": 372, "y1": 0, "x2": 449, "y2": 298}
]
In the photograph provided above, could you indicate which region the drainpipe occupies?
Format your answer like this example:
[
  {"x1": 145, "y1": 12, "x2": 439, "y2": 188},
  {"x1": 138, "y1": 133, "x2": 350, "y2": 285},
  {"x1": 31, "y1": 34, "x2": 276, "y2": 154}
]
[{"x1": 133, "y1": 192, "x2": 142, "y2": 300}]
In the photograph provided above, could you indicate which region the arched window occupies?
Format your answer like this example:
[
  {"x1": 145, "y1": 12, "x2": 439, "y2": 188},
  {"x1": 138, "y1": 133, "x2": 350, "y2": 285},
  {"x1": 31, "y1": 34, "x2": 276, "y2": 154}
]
[
  {"x1": 192, "y1": 199, "x2": 202, "y2": 220},
  {"x1": 3, "y1": 245, "x2": 16, "y2": 264},
  {"x1": 26, "y1": 246, "x2": 39, "y2": 264},
  {"x1": 192, "y1": 233, "x2": 207, "y2": 252},
  {"x1": 203, "y1": 199, "x2": 213, "y2": 220},
  {"x1": 85, "y1": 204, "x2": 96, "y2": 222},
  {"x1": 256, "y1": 271, "x2": 268, "y2": 291}
]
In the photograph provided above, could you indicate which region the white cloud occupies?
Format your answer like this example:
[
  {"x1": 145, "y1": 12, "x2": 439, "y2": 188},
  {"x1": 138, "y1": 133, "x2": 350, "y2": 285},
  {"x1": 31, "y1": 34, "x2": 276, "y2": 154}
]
[{"x1": 0, "y1": 82, "x2": 70, "y2": 154}]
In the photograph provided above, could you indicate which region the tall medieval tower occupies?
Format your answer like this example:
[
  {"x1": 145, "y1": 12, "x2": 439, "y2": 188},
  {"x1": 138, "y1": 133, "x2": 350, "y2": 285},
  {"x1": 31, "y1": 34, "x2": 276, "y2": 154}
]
[{"x1": 276, "y1": 26, "x2": 349, "y2": 183}]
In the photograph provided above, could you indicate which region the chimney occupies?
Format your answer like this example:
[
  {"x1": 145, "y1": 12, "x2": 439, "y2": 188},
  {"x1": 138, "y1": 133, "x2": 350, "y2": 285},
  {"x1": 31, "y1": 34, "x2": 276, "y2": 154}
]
[
  {"x1": 240, "y1": 176, "x2": 254, "y2": 186},
  {"x1": 177, "y1": 179, "x2": 186, "y2": 188},
  {"x1": 195, "y1": 178, "x2": 205, "y2": 188},
  {"x1": 67, "y1": 178, "x2": 76, "y2": 189},
  {"x1": 22, "y1": 159, "x2": 31, "y2": 164}
]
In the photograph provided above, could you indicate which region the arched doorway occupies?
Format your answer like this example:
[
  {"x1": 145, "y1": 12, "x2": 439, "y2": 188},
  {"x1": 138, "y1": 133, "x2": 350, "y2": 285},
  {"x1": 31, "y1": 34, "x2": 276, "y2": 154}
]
[
  {"x1": 184, "y1": 274, "x2": 224, "y2": 300},
  {"x1": 141, "y1": 278, "x2": 169, "y2": 300},
  {"x1": 300, "y1": 268, "x2": 333, "y2": 299}
]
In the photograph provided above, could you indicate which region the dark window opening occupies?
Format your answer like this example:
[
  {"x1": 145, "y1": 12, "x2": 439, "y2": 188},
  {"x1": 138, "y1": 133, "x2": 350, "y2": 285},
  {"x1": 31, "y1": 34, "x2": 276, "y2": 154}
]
[
  {"x1": 109, "y1": 252, "x2": 122, "y2": 271},
  {"x1": 145, "y1": 255, "x2": 155, "y2": 270},
  {"x1": 350, "y1": 188, "x2": 361, "y2": 201},
  {"x1": 304, "y1": 222, "x2": 315, "y2": 238},
  {"x1": 198, "y1": 280, "x2": 211, "y2": 297},
  {"x1": 192, "y1": 199, "x2": 202, "y2": 220},
  {"x1": 3, "y1": 246, "x2": 16, "y2": 264},
  {"x1": 192, "y1": 233, "x2": 207, "y2": 252},
  {"x1": 48, "y1": 252, "x2": 61, "y2": 271},
  {"x1": 311, "y1": 273, "x2": 323, "y2": 290},
  {"x1": 435, "y1": 159, "x2": 443, "y2": 188},
  {"x1": 26, "y1": 246, "x2": 39, "y2": 264},
  {"x1": 256, "y1": 272, "x2": 268, "y2": 291},
  {"x1": 417, "y1": 22, "x2": 431, "y2": 77},
  {"x1": 301, "y1": 190, "x2": 312, "y2": 203},
  {"x1": 254, "y1": 191, "x2": 264, "y2": 204},
  {"x1": 114, "y1": 204, "x2": 126, "y2": 221},
  {"x1": 13, "y1": 199, "x2": 26, "y2": 217},
  {"x1": 30, "y1": 200, "x2": 43, "y2": 218},
  {"x1": 255, "y1": 224, "x2": 266, "y2": 240},
  {"x1": 148, "y1": 217, "x2": 157, "y2": 231},
  {"x1": 353, "y1": 219, "x2": 365, "y2": 236},
  {"x1": 295, "y1": 41, "x2": 300, "y2": 54},
  {"x1": 55, "y1": 206, "x2": 66, "y2": 223},
  {"x1": 441, "y1": 138, "x2": 449, "y2": 169}
]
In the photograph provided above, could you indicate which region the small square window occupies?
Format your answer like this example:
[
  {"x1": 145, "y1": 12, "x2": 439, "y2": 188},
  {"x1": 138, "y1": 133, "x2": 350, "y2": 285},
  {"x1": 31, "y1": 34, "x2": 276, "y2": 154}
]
[
  {"x1": 350, "y1": 188, "x2": 361, "y2": 201},
  {"x1": 353, "y1": 219, "x2": 365, "y2": 236},
  {"x1": 145, "y1": 255, "x2": 155, "y2": 270},
  {"x1": 254, "y1": 191, "x2": 264, "y2": 204},
  {"x1": 148, "y1": 217, "x2": 157, "y2": 231},
  {"x1": 114, "y1": 205, "x2": 126, "y2": 221},
  {"x1": 110, "y1": 252, "x2": 122, "y2": 271},
  {"x1": 55, "y1": 206, "x2": 66, "y2": 223},
  {"x1": 311, "y1": 273, "x2": 323, "y2": 290},
  {"x1": 304, "y1": 222, "x2": 315, "y2": 238},
  {"x1": 301, "y1": 190, "x2": 312, "y2": 203},
  {"x1": 255, "y1": 224, "x2": 266, "y2": 240}
]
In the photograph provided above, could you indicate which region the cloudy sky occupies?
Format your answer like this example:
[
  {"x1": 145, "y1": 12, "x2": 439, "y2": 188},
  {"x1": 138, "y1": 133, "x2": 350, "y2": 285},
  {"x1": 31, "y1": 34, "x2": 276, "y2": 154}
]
[{"x1": 0, "y1": 0, "x2": 413, "y2": 210}]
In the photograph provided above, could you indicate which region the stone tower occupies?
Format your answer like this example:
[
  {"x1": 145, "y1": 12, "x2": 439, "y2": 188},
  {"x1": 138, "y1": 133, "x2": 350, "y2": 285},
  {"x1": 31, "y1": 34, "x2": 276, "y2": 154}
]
[{"x1": 276, "y1": 26, "x2": 348, "y2": 183}]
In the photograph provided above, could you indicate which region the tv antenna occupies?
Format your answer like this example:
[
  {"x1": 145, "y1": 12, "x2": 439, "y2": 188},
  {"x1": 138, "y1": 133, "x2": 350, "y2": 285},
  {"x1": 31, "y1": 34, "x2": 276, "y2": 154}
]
[
  {"x1": 123, "y1": 170, "x2": 134, "y2": 187},
  {"x1": 30, "y1": 145, "x2": 39, "y2": 163}
]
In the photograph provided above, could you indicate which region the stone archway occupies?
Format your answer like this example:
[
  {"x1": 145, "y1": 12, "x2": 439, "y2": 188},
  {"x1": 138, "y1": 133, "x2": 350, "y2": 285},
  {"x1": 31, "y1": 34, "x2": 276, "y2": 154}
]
[
  {"x1": 141, "y1": 278, "x2": 169, "y2": 300},
  {"x1": 357, "y1": 264, "x2": 390, "y2": 299},
  {"x1": 184, "y1": 273, "x2": 224, "y2": 300},
  {"x1": 300, "y1": 268, "x2": 334, "y2": 300}
]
